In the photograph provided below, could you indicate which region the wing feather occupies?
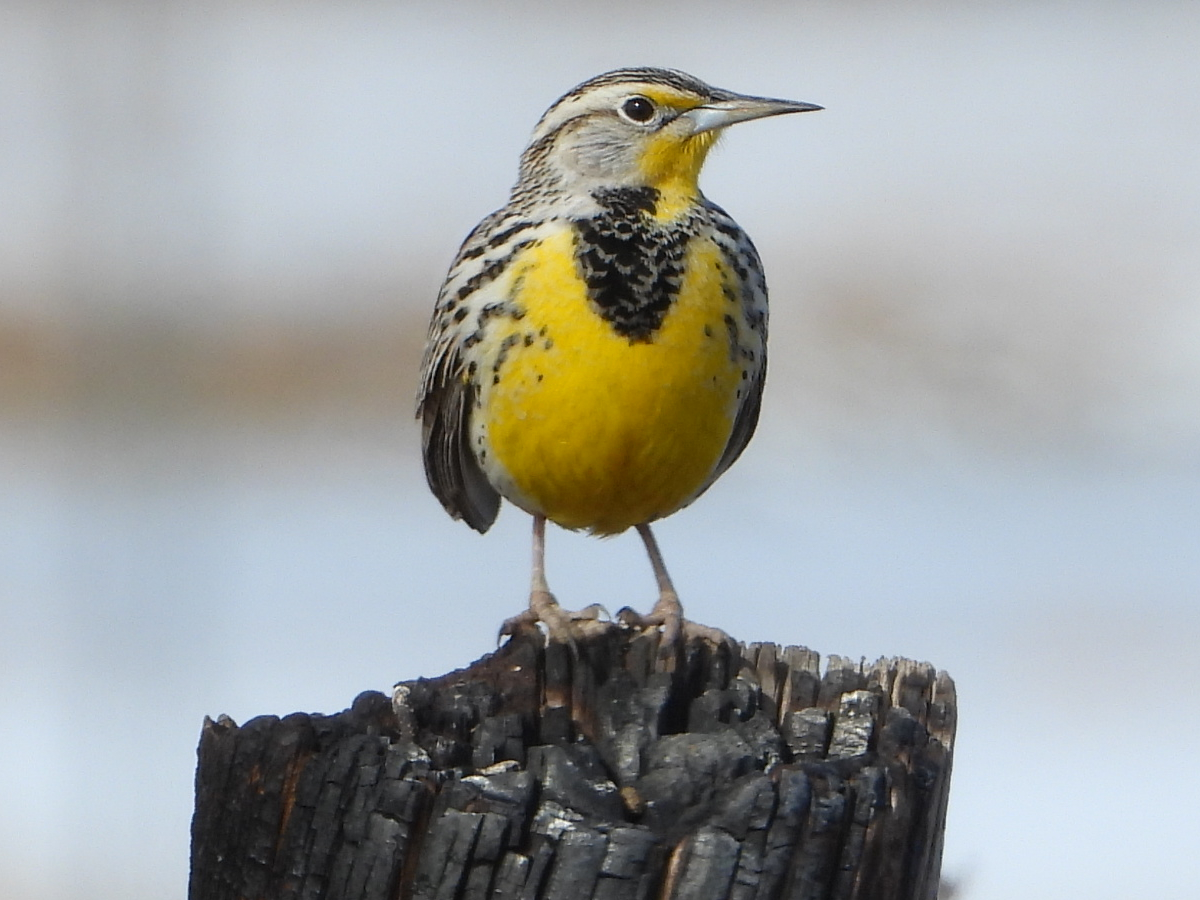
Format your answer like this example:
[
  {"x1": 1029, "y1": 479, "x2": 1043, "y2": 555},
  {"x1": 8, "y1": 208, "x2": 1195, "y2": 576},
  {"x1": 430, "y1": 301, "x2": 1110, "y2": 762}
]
[
  {"x1": 688, "y1": 201, "x2": 770, "y2": 504},
  {"x1": 711, "y1": 364, "x2": 766, "y2": 483},
  {"x1": 418, "y1": 372, "x2": 499, "y2": 533},
  {"x1": 415, "y1": 213, "x2": 509, "y2": 533}
]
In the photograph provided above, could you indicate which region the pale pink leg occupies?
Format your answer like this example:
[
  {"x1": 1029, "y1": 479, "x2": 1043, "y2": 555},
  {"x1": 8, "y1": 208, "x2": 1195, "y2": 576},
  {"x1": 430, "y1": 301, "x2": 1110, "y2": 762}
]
[
  {"x1": 500, "y1": 514, "x2": 607, "y2": 645},
  {"x1": 622, "y1": 524, "x2": 731, "y2": 652}
]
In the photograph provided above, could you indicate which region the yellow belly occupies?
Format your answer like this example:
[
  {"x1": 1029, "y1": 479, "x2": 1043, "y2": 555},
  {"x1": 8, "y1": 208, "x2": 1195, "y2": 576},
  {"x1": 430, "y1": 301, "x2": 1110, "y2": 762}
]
[{"x1": 477, "y1": 227, "x2": 743, "y2": 534}]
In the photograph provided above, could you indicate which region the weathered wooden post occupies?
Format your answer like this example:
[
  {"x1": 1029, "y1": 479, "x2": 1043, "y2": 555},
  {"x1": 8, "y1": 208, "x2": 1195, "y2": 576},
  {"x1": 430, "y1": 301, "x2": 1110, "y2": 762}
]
[{"x1": 190, "y1": 626, "x2": 955, "y2": 899}]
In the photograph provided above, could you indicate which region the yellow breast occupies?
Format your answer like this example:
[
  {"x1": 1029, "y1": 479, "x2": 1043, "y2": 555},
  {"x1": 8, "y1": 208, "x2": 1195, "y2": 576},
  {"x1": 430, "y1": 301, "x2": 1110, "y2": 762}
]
[{"x1": 474, "y1": 225, "x2": 744, "y2": 535}]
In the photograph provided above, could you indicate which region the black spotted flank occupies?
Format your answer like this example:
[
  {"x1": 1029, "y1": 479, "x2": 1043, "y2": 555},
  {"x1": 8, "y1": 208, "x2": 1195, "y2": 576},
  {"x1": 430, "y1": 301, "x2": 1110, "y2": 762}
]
[
  {"x1": 455, "y1": 239, "x2": 537, "y2": 303},
  {"x1": 575, "y1": 186, "x2": 691, "y2": 342},
  {"x1": 456, "y1": 218, "x2": 538, "y2": 264}
]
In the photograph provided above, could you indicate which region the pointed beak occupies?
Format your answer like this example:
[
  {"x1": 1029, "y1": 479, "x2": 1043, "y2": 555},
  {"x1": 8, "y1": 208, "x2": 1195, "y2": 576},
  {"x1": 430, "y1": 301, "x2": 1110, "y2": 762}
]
[{"x1": 682, "y1": 95, "x2": 823, "y2": 136}]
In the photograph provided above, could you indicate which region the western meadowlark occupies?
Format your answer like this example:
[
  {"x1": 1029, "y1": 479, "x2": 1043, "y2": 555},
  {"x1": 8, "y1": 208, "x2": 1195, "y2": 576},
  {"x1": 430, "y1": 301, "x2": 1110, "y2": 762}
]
[{"x1": 417, "y1": 67, "x2": 819, "y2": 649}]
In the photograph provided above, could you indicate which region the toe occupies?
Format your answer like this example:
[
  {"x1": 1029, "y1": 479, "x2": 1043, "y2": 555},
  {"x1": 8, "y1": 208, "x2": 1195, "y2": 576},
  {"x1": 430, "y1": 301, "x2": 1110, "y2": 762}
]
[
  {"x1": 503, "y1": 592, "x2": 616, "y2": 649},
  {"x1": 680, "y1": 619, "x2": 734, "y2": 648}
]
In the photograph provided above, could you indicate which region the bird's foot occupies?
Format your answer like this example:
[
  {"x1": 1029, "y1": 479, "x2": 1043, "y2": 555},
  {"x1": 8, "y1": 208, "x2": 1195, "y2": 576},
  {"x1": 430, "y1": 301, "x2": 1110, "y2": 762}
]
[
  {"x1": 616, "y1": 592, "x2": 734, "y2": 657},
  {"x1": 499, "y1": 590, "x2": 611, "y2": 650}
]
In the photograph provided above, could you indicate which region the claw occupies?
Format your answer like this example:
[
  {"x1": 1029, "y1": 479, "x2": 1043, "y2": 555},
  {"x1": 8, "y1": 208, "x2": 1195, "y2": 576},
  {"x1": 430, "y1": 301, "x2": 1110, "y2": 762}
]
[
  {"x1": 618, "y1": 592, "x2": 733, "y2": 657},
  {"x1": 500, "y1": 591, "x2": 615, "y2": 654},
  {"x1": 618, "y1": 589, "x2": 683, "y2": 656}
]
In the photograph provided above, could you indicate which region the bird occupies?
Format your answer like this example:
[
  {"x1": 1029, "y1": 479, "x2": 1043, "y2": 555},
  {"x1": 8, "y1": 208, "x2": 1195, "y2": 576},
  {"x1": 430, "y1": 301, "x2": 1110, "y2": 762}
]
[{"x1": 417, "y1": 67, "x2": 820, "y2": 651}]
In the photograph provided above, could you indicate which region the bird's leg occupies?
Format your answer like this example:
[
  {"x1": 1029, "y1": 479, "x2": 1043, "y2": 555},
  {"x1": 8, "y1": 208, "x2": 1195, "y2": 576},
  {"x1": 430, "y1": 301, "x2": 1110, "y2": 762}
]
[
  {"x1": 500, "y1": 514, "x2": 607, "y2": 645},
  {"x1": 528, "y1": 512, "x2": 558, "y2": 620},
  {"x1": 634, "y1": 523, "x2": 683, "y2": 648},
  {"x1": 621, "y1": 523, "x2": 731, "y2": 652}
]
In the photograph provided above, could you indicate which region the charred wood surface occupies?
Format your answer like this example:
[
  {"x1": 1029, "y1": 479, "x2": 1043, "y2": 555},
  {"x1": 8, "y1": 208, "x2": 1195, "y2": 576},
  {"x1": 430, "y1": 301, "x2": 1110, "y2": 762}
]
[{"x1": 191, "y1": 629, "x2": 955, "y2": 900}]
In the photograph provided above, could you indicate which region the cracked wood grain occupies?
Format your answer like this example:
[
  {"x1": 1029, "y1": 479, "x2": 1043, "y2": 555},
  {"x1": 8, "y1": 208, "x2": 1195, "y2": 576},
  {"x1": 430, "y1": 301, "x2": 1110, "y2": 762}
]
[{"x1": 191, "y1": 628, "x2": 955, "y2": 900}]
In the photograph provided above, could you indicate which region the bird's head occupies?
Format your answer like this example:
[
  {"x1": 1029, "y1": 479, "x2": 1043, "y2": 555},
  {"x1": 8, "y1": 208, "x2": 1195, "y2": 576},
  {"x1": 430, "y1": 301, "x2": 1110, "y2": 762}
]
[{"x1": 516, "y1": 67, "x2": 821, "y2": 210}]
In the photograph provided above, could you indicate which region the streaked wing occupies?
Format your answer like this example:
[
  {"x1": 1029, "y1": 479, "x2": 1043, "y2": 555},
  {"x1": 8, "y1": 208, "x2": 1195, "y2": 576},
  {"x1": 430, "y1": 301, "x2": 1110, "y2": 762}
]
[
  {"x1": 415, "y1": 213, "x2": 508, "y2": 533},
  {"x1": 692, "y1": 200, "x2": 770, "y2": 499}
]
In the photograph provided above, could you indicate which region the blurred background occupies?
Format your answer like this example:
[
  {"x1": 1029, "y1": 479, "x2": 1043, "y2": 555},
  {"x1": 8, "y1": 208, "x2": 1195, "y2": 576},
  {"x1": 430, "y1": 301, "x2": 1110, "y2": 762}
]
[{"x1": 2, "y1": 1, "x2": 1198, "y2": 898}]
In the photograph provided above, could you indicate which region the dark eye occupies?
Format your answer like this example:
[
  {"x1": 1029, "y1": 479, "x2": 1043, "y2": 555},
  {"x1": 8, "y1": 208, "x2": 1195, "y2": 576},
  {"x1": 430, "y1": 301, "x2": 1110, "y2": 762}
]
[{"x1": 620, "y1": 96, "x2": 656, "y2": 124}]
